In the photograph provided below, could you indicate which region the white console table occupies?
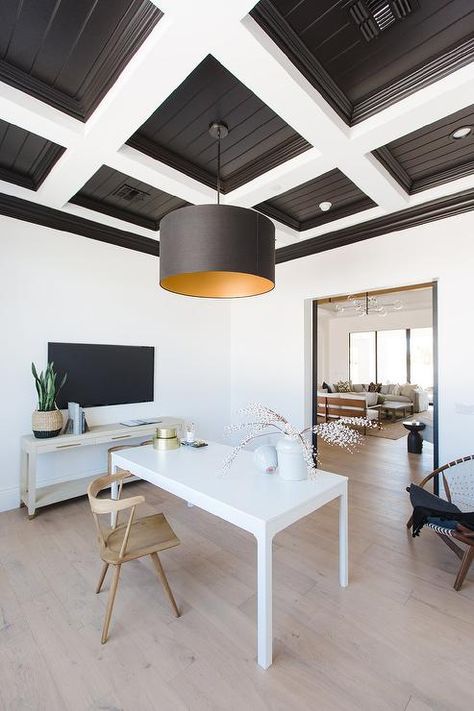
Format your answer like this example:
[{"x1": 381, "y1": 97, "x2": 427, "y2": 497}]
[{"x1": 20, "y1": 418, "x2": 180, "y2": 518}]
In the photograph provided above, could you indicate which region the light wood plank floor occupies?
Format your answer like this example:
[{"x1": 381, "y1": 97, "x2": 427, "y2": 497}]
[{"x1": 1, "y1": 437, "x2": 473, "y2": 711}]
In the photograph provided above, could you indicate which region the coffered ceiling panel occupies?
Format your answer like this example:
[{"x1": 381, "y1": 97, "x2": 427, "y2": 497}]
[
  {"x1": 0, "y1": 119, "x2": 64, "y2": 189},
  {"x1": 374, "y1": 105, "x2": 474, "y2": 193},
  {"x1": 71, "y1": 166, "x2": 188, "y2": 230},
  {"x1": 127, "y1": 54, "x2": 312, "y2": 193},
  {"x1": 0, "y1": 0, "x2": 162, "y2": 121},
  {"x1": 255, "y1": 169, "x2": 376, "y2": 230},
  {"x1": 251, "y1": 0, "x2": 474, "y2": 124}
]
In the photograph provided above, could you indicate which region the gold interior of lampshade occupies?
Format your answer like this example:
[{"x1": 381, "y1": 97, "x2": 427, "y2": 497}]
[{"x1": 160, "y1": 271, "x2": 275, "y2": 298}]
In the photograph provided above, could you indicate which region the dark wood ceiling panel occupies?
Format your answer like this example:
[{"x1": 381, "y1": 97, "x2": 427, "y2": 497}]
[
  {"x1": 251, "y1": 0, "x2": 474, "y2": 124},
  {"x1": 0, "y1": 1, "x2": 162, "y2": 121},
  {"x1": 374, "y1": 105, "x2": 474, "y2": 193},
  {"x1": 127, "y1": 55, "x2": 311, "y2": 193},
  {"x1": 71, "y1": 166, "x2": 188, "y2": 230},
  {"x1": 255, "y1": 169, "x2": 375, "y2": 230},
  {"x1": 0, "y1": 119, "x2": 64, "y2": 189}
]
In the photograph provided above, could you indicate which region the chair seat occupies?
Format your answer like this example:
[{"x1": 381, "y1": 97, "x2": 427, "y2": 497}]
[
  {"x1": 426, "y1": 521, "x2": 457, "y2": 537},
  {"x1": 102, "y1": 513, "x2": 180, "y2": 563}
]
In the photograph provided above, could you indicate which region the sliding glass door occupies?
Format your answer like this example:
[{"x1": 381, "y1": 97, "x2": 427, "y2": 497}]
[
  {"x1": 349, "y1": 331, "x2": 376, "y2": 383},
  {"x1": 410, "y1": 327, "x2": 433, "y2": 388},
  {"x1": 349, "y1": 327, "x2": 433, "y2": 384},
  {"x1": 377, "y1": 329, "x2": 407, "y2": 383}
]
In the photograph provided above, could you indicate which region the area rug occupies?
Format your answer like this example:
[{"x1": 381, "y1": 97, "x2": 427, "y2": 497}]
[{"x1": 366, "y1": 421, "x2": 407, "y2": 440}]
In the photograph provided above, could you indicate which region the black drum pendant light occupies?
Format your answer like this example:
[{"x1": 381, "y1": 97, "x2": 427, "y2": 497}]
[{"x1": 159, "y1": 122, "x2": 275, "y2": 298}]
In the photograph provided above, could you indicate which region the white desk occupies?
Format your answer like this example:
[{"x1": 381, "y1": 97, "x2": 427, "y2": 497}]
[{"x1": 111, "y1": 441, "x2": 348, "y2": 670}]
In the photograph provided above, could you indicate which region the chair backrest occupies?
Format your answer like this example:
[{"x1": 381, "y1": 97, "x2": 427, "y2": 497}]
[
  {"x1": 87, "y1": 472, "x2": 145, "y2": 560},
  {"x1": 439, "y1": 456, "x2": 474, "y2": 512}
]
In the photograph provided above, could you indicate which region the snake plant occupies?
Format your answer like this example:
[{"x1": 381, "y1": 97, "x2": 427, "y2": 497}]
[{"x1": 31, "y1": 362, "x2": 67, "y2": 411}]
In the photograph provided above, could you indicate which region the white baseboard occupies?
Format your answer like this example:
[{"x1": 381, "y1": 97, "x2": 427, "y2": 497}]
[{"x1": 0, "y1": 486, "x2": 20, "y2": 513}]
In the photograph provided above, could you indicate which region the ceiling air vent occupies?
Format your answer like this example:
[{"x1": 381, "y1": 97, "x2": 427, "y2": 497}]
[
  {"x1": 349, "y1": 0, "x2": 417, "y2": 42},
  {"x1": 112, "y1": 184, "x2": 150, "y2": 202}
]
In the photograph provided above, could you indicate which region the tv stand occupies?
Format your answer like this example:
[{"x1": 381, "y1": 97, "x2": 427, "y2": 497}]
[{"x1": 20, "y1": 417, "x2": 181, "y2": 518}]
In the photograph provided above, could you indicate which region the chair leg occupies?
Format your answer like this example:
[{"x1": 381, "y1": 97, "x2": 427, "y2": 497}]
[
  {"x1": 150, "y1": 552, "x2": 180, "y2": 618},
  {"x1": 101, "y1": 564, "x2": 121, "y2": 644},
  {"x1": 96, "y1": 562, "x2": 109, "y2": 594},
  {"x1": 453, "y1": 547, "x2": 474, "y2": 591},
  {"x1": 406, "y1": 514, "x2": 413, "y2": 530}
]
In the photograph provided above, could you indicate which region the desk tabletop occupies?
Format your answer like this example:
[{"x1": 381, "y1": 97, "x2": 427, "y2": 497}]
[{"x1": 112, "y1": 442, "x2": 347, "y2": 535}]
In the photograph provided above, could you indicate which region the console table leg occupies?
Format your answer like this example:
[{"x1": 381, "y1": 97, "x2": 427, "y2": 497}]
[
  {"x1": 20, "y1": 449, "x2": 28, "y2": 507},
  {"x1": 27, "y1": 450, "x2": 37, "y2": 519}
]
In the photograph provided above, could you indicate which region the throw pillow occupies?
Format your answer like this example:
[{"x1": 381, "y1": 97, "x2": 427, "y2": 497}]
[
  {"x1": 352, "y1": 384, "x2": 364, "y2": 393},
  {"x1": 400, "y1": 383, "x2": 414, "y2": 398},
  {"x1": 336, "y1": 380, "x2": 352, "y2": 393},
  {"x1": 368, "y1": 382, "x2": 382, "y2": 393},
  {"x1": 392, "y1": 383, "x2": 401, "y2": 396},
  {"x1": 322, "y1": 381, "x2": 330, "y2": 391}
]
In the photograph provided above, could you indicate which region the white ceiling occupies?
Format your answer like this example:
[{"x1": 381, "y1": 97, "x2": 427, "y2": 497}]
[{"x1": 1, "y1": 0, "x2": 474, "y2": 251}]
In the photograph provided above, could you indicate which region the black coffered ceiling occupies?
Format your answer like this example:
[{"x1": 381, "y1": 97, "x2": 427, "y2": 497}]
[
  {"x1": 374, "y1": 105, "x2": 474, "y2": 194},
  {"x1": 251, "y1": 0, "x2": 474, "y2": 125},
  {"x1": 0, "y1": 0, "x2": 162, "y2": 121},
  {"x1": 70, "y1": 166, "x2": 188, "y2": 231},
  {"x1": 0, "y1": 119, "x2": 64, "y2": 190},
  {"x1": 255, "y1": 169, "x2": 375, "y2": 230},
  {"x1": 127, "y1": 54, "x2": 312, "y2": 193}
]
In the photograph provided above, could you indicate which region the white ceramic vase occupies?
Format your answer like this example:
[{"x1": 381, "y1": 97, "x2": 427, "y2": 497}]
[{"x1": 276, "y1": 435, "x2": 307, "y2": 481}]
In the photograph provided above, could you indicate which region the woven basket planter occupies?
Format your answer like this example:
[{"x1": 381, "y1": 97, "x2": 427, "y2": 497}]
[{"x1": 32, "y1": 409, "x2": 63, "y2": 439}]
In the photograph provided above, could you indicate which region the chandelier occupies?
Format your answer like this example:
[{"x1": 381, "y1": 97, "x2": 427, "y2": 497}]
[{"x1": 335, "y1": 292, "x2": 403, "y2": 317}]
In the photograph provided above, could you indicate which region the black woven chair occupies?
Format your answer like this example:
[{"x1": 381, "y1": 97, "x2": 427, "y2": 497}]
[{"x1": 407, "y1": 455, "x2": 474, "y2": 590}]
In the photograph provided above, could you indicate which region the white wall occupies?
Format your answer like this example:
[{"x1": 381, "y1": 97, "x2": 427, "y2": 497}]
[
  {"x1": 0, "y1": 216, "x2": 231, "y2": 511},
  {"x1": 230, "y1": 211, "x2": 474, "y2": 464},
  {"x1": 324, "y1": 307, "x2": 432, "y2": 384}
]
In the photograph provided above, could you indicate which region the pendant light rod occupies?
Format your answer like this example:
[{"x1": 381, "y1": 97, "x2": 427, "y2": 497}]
[{"x1": 209, "y1": 121, "x2": 229, "y2": 206}]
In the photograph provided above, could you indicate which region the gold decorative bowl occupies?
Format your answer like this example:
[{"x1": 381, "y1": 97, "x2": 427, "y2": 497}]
[
  {"x1": 153, "y1": 435, "x2": 180, "y2": 450},
  {"x1": 155, "y1": 426, "x2": 178, "y2": 439}
]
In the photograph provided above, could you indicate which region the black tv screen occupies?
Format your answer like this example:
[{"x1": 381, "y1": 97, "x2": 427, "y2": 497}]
[{"x1": 48, "y1": 343, "x2": 155, "y2": 409}]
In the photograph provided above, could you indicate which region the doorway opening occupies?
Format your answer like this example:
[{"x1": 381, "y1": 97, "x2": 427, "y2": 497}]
[{"x1": 312, "y1": 283, "x2": 438, "y2": 489}]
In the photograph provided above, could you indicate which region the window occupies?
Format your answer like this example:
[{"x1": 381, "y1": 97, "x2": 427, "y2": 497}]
[
  {"x1": 349, "y1": 327, "x2": 433, "y2": 385},
  {"x1": 377, "y1": 329, "x2": 407, "y2": 384},
  {"x1": 349, "y1": 332, "x2": 376, "y2": 383},
  {"x1": 410, "y1": 327, "x2": 433, "y2": 389}
]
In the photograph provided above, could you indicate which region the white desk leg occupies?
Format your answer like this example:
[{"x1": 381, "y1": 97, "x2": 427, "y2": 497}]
[
  {"x1": 256, "y1": 530, "x2": 273, "y2": 669},
  {"x1": 339, "y1": 484, "x2": 349, "y2": 587},
  {"x1": 110, "y1": 463, "x2": 119, "y2": 528}
]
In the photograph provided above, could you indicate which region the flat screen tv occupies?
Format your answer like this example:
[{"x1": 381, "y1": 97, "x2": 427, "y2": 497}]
[{"x1": 48, "y1": 343, "x2": 155, "y2": 409}]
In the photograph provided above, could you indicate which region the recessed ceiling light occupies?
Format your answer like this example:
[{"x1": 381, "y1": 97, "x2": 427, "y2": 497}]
[
  {"x1": 319, "y1": 201, "x2": 332, "y2": 212},
  {"x1": 451, "y1": 126, "x2": 472, "y2": 140}
]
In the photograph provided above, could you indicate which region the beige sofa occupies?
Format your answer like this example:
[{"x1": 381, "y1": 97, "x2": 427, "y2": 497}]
[{"x1": 319, "y1": 383, "x2": 429, "y2": 413}]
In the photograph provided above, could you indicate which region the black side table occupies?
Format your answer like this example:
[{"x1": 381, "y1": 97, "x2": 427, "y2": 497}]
[{"x1": 403, "y1": 421, "x2": 426, "y2": 454}]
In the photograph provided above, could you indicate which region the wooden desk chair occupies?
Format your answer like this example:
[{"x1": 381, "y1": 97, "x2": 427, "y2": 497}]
[
  {"x1": 406, "y1": 455, "x2": 474, "y2": 590},
  {"x1": 87, "y1": 469, "x2": 180, "y2": 644}
]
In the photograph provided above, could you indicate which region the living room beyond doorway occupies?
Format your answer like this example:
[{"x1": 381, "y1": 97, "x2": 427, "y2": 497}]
[{"x1": 313, "y1": 283, "x2": 438, "y2": 480}]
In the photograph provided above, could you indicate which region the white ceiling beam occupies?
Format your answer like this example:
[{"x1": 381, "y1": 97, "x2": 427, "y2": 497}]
[
  {"x1": 36, "y1": 1, "x2": 262, "y2": 209},
  {"x1": 108, "y1": 145, "x2": 215, "y2": 205},
  {"x1": 0, "y1": 82, "x2": 83, "y2": 147},
  {"x1": 213, "y1": 16, "x2": 407, "y2": 212},
  {"x1": 0, "y1": 180, "x2": 158, "y2": 239},
  {"x1": 224, "y1": 148, "x2": 335, "y2": 208},
  {"x1": 351, "y1": 63, "x2": 474, "y2": 153},
  {"x1": 0, "y1": 0, "x2": 472, "y2": 244}
]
